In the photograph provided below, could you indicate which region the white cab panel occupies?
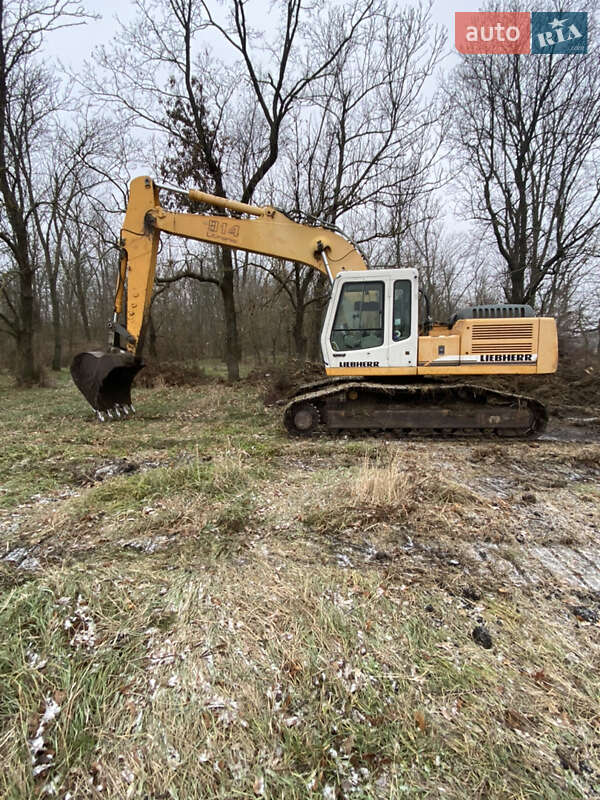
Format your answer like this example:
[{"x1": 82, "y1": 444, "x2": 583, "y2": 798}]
[{"x1": 321, "y1": 268, "x2": 418, "y2": 370}]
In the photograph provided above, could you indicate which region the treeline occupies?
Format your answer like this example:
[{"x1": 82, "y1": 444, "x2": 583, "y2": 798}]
[{"x1": 1, "y1": 0, "x2": 599, "y2": 383}]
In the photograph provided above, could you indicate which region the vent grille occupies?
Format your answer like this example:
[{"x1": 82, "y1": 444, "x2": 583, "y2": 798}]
[
  {"x1": 471, "y1": 323, "x2": 534, "y2": 340},
  {"x1": 454, "y1": 304, "x2": 534, "y2": 321},
  {"x1": 471, "y1": 342, "x2": 533, "y2": 354}
]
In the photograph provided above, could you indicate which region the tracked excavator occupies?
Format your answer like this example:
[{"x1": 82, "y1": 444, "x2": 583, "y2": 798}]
[{"x1": 71, "y1": 176, "x2": 558, "y2": 437}]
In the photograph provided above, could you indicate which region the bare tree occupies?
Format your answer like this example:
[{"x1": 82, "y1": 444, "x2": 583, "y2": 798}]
[
  {"x1": 0, "y1": 0, "x2": 88, "y2": 382},
  {"x1": 87, "y1": 0, "x2": 427, "y2": 378},
  {"x1": 26, "y1": 120, "x2": 109, "y2": 369},
  {"x1": 445, "y1": 21, "x2": 600, "y2": 309},
  {"x1": 271, "y1": 0, "x2": 444, "y2": 358}
]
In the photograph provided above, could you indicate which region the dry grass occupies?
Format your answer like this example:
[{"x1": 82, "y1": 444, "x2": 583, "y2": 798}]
[
  {"x1": 1, "y1": 373, "x2": 600, "y2": 798},
  {"x1": 352, "y1": 451, "x2": 487, "y2": 510},
  {"x1": 2, "y1": 557, "x2": 599, "y2": 799}
]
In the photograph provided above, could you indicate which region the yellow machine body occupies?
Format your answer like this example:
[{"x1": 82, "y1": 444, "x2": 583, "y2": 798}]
[
  {"x1": 324, "y1": 317, "x2": 558, "y2": 377},
  {"x1": 71, "y1": 176, "x2": 558, "y2": 434},
  {"x1": 319, "y1": 268, "x2": 557, "y2": 380}
]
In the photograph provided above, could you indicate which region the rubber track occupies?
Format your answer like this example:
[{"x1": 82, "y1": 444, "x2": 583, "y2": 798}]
[{"x1": 283, "y1": 380, "x2": 547, "y2": 439}]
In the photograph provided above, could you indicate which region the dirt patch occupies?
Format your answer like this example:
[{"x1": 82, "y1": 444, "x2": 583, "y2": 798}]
[
  {"x1": 268, "y1": 439, "x2": 600, "y2": 596},
  {"x1": 468, "y1": 356, "x2": 600, "y2": 414},
  {"x1": 134, "y1": 361, "x2": 212, "y2": 388},
  {"x1": 247, "y1": 361, "x2": 326, "y2": 405},
  {"x1": 541, "y1": 418, "x2": 600, "y2": 443}
]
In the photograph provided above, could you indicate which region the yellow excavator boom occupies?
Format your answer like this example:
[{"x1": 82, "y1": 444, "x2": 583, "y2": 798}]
[
  {"x1": 71, "y1": 176, "x2": 366, "y2": 417},
  {"x1": 117, "y1": 176, "x2": 366, "y2": 355}
]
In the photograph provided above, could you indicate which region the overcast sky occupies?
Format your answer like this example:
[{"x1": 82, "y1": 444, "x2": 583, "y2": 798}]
[
  {"x1": 43, "y1": 0, "x2": 485, "y2": 70},
  {"x1": 39, "y1": 0, "x2": 480, "y2": 219}
]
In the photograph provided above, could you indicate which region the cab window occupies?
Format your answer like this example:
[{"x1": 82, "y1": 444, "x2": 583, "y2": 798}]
[
  {"x1": 330, "y1": 281, "x2": 384, "y2": 351},
  {"x1": 392, "y1": 280, "x2": 412, "y2": 342}
]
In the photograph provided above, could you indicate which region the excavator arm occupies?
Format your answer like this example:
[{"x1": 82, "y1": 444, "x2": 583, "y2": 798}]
[
  {"x1": 71, "y1": 176, "x2": 367, "y2": 417},
  {"x1": 117, "y1": 176, "x2": 366, "y2": 355}
]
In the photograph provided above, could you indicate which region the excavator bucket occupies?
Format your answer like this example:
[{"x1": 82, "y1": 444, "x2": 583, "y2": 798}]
[{"x1": 70, "y1": 351, "x2": 144, "y2": 419}]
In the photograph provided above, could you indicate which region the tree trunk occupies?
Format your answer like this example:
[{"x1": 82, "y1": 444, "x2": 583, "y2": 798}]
[
  {"x1": 508, "y1": 259, "x2": 526, "y2": 305},
  {"x1": 1, "y1": 179, "x2": 38, "y2": 384},
  {"x1": 219, "y1": 248, "x2": 240, "y2": 381},
  {"x1": 308, "y1": 274, "x2": 329, "y2": 363},
  {"x1": 74, "y1": 257, "x2": 92, "y2": 342},
  {"x1": 16, "y1": 261, "x2": 37, "y2": 384},
  {"x1": 292, "y1": 301, "x2": 307, "y2": 361},
  {"x1": 149, "y1": 312, "x2": 158, "y2": 359},
  {"x1": 50, "y1": 283, "x2": 61, "y2": 370}
]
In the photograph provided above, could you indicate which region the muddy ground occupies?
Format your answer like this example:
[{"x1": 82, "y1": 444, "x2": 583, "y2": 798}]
[
  {"x1": 2, "y1": 361, "x2": 600, "y2": 611},
  {"x1": 0, "y1": 366, "x2": 599, "y2": 799}
]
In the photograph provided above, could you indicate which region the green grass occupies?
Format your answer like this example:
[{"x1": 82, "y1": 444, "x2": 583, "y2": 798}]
[
  {"x1": 2, "y1": 564, "x2": 597, "y2": 798},
  {"x1": 1, "y1": 370, "x2": 599, "y2": 798}
]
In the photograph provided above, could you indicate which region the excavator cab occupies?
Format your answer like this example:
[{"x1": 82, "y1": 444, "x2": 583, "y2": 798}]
[{"x1": 322, "y1": 269, "x2": 419, "y2": 370}]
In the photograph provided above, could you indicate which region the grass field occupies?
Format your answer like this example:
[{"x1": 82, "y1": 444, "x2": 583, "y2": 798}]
[{"x1": 1, "y1": 369, "x2": 599, "y2": 799}]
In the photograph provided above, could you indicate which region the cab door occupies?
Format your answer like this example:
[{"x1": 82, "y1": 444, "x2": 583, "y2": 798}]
[
  {"x1": 388, "y1": 272, "x2": 418, "y2": 368},
  {"x1": 323, "y1": 277, "x2": 389, "y2": 367}
]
